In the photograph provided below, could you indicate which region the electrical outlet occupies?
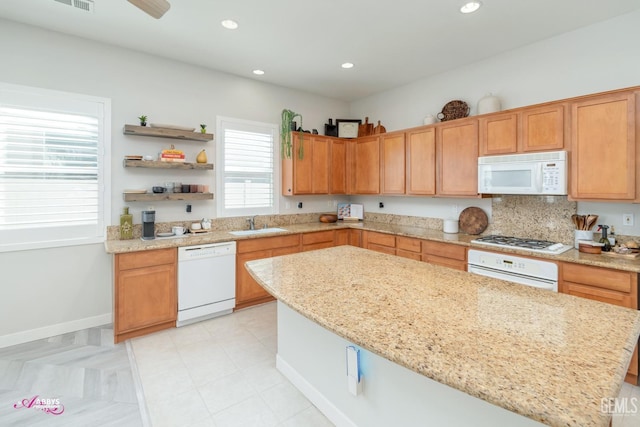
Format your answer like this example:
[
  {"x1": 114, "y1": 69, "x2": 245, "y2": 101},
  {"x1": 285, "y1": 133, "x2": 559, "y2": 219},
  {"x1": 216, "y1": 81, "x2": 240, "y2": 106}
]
[
  {"x1": 379, "y1": 202, "x2": 384, "y2": 208},
  {"x1": 297, "y1": 202, "x2": 303, "y2": 209},
  {"x1": 623, "y1": 213, "x2": 634, "y2": 226},
  {"x1": 327, "y1": 200, "x2": 333, "y2": 207},
  {"x1": 285, "y1": 202, "x2": 291, "y2": 209},
  {"x1": 333, "y1": 200, "x2": 338, "y2": 207}
]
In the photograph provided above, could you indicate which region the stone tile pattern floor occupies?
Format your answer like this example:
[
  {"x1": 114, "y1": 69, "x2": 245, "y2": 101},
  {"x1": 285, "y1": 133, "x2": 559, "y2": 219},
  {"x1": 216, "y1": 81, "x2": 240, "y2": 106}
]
[
  {"x1": 0, "y1": 326, "x2": 142, "y2": 427},
  {"x1": 131, "y1": 302, "x2": 333, "y2": 427}
]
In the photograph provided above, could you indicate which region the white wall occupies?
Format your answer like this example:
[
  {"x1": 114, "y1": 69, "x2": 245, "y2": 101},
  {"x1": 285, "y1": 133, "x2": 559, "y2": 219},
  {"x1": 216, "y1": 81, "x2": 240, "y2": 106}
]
[
  {"x1": 349, "y1": 9, "x2": 640, "y2": 227},
  {"x1": 0, "y1": 19, "x2": 348, "y2": 344}
]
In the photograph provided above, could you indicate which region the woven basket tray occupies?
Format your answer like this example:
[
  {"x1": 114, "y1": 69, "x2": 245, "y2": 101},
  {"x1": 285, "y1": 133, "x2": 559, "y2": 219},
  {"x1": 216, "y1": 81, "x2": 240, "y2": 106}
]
[{"x1": 437, "y1": 100, "x2": 470, "y2": 121}]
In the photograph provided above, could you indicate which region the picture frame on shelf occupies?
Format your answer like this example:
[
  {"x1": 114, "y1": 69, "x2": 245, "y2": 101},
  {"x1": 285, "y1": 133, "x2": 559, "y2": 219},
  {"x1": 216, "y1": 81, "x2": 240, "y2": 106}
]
[{"x1": 336, "y1": 119, "x2": 361, "y2": 138}]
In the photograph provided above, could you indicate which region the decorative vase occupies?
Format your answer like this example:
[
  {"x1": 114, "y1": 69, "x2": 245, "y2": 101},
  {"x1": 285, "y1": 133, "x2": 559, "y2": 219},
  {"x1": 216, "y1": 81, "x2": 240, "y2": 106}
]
[
  {"x1": 120, "y1": 207, "x2": 133, "y2": 240},
  {"x1": 477, "y1": 93, "x2": 502, "y2": 115},
  {"x1": 196, "y1": 149, "x2": 207, "y2": 164}
]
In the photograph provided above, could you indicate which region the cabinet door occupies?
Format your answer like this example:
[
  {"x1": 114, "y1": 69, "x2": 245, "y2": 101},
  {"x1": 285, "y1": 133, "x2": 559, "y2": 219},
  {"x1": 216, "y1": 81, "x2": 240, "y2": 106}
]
[
  {"x1": 330, "y1": 139, "x2": 347, "y2": 194},
  {"x1": 348, "y1": 229, "x2": 362, "y2": 247},
  {"x1": 353, "y1": 136, "x2": 380, "y2": 194},
  {"x1": 521, "y1": 104, "x2": 565, "y2": 152},
  {"x1": 236, "y1": 250, "x2": 273, "y2": 307},
  {"x1": 479, "y1": 113, "x2": 518, "y2": 156},
  {"x1": 335, "y1": 229, "x2": 349, "y2": 246},
  {"x1": 406, "y1": 128, "x2": 436, "y2": 195},
  {"x1": 311, "y1": 137, "x2": 330, "y2": 194},
  {"x1": 116, "y1": 263, "x2": 176, "y2": 333},
  {"x1": 437, "y1": 119, "x2": 479, "y2": 197},
  {"x1": 570, "y1": 92, "x2": 636, "y2": 200},
  {"x1": 380, "y1": 133, "x2": 406, "y2": 194}
]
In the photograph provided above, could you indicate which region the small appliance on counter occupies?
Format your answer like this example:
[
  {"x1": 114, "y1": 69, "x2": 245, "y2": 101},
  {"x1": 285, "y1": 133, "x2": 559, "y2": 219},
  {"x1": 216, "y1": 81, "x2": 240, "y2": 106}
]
[
  {"x1": 141, "y1": 210, "x2": 155, "y2": 240},
  {"x1": 337, "y1": 203, "x2": 364, "y2": 221}
]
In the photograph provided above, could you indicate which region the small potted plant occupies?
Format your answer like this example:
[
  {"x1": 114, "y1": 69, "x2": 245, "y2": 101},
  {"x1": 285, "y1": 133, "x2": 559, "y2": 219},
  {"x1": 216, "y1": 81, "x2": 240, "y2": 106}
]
[
  {"x1": 138, "y1": 115, "x2": 148, "y2": 126},
  {"x1": 200, "y1": 124, "x2": 207, "y2": 134}
]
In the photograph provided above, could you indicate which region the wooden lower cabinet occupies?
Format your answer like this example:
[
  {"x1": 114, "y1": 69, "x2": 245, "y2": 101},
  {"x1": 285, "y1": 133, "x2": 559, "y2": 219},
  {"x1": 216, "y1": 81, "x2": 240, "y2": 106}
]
[
  {"x1": 114, "y1": 248, "x2": 177, "y2": 343},
  {"x1": 302, "y1": 230, "x2": 336, "y2": 251},
  {"x1": 236, "y1": 235, "x2": 300, "y2": 310},
  {"x1": 363, "y1": 231, "x2": 396, "y2": 255},
  {"x1": 335, "y1": 229, "x2": 349, "y2": 246},
  {"x1": 348, "y1": 229, "x2": 363, "y2": 247},
  {"x1": 422, "y1": 241, "x2": 467, "y2": 271},
  {"x1": 559, "y1": 262, "x2": 639, "y2": 384},
  {"x1": 396, "y1": 236, "x2": 422, "y2": 261}
]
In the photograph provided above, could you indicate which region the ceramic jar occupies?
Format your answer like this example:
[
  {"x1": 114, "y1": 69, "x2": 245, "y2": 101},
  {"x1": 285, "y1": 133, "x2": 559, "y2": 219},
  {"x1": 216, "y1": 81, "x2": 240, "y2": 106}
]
[{"x1": 477, "y1": 93, "x2": 501, "y2": 115}]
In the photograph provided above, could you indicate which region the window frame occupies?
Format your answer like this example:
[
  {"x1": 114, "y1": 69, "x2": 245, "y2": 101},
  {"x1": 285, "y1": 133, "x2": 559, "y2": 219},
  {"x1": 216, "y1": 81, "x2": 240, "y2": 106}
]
[
  {"x1": 0, "y1": 82, "x2": 111, "y2": 252},
  {"x1": 216, "y1": 116, "x2": 279, "y2": 218}
]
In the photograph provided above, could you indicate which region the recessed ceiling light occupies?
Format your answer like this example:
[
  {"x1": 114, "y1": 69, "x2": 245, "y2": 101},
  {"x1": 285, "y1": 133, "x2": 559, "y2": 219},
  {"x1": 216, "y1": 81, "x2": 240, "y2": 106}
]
[
  {"x1": 221, "y1": 19, "x2": 238, "y2": 30},
  {"x1": 341, "y1": 62, "x2": 354, "y2": 69},
  {"x1": 460, "y1": 1, "x2": 482, "y2": 14},
  {"x1": 253, "y1": 69, "x2": 265, "y2": 75}
]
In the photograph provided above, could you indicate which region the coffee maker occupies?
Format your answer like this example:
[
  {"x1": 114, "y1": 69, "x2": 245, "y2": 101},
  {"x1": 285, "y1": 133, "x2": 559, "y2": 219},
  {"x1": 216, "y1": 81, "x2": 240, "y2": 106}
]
[{"x1": 141, "y1": 210, "x2": 155, "y2": 240}]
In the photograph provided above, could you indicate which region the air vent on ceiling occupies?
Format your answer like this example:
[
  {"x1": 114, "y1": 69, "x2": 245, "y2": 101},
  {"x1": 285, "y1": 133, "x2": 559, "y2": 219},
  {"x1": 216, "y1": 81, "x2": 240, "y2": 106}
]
[{"x1": 54, "y1": 0, "x2": 94, "y2": 13}]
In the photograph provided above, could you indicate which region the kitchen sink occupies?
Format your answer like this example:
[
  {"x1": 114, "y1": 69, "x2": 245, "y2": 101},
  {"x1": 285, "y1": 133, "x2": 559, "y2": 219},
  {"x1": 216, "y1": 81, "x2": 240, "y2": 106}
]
[{"x1": 229, "y1": 227, "x2": 287, "y2": 236}]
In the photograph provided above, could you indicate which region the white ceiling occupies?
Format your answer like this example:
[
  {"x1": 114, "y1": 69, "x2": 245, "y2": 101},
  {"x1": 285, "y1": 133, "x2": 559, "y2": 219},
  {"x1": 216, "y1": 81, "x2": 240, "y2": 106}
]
[{"x1": 1, "y1": 0, "x2": 640, "y2": 101}]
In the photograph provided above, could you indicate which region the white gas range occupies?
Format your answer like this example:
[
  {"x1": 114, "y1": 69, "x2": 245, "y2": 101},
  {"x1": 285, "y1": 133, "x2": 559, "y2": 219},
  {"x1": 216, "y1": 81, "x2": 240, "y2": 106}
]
[
  {"x1": 470, "y1": 235, "x2": 573, "y2": 255},
  {"x1": 468, "y1": 235, "x2": 573, "y2": 292}
]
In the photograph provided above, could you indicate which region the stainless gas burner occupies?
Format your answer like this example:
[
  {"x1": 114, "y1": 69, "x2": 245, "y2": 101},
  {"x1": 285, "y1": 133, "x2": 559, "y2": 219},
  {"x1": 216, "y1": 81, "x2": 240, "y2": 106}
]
[{"x1": 471, "y1": 235, "x2": 573, "y2": 255}]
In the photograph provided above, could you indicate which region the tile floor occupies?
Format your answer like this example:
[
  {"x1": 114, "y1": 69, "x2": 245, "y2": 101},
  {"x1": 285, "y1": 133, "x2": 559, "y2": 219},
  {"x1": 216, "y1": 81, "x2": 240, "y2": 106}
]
[
  {"x1": 1, "y1": 302, "x2": 639, "y2": 426},
  {"x1": 131, "y1": 302, "x2": 333, "y2": 427}
]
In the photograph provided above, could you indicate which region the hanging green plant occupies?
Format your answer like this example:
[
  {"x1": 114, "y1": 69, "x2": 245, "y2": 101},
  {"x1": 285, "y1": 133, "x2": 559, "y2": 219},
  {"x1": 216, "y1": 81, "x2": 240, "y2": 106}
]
[{"x1": 281, "y1": 109, "x2": 304, "y2": 159}]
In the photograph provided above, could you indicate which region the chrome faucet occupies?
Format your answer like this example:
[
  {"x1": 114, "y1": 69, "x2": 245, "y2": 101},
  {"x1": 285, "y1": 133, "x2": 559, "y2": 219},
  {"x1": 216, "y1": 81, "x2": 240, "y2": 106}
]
[{"x1": 247, "y1": 216, "x2": 256, "y2": 230}]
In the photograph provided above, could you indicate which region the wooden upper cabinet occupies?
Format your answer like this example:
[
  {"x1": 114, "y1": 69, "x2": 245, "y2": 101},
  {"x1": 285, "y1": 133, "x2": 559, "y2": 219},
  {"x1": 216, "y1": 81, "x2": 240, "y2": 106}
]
[
  {"x1": 479, "y1": 112, "x2": 518, "y2": 156},
  {"x1": 520, "y1": 103, "x2": 566, "y2": 152},
  {"x1": 330, "y1": 139, "x2": 347, "y2": 194},
  {"x1": 282, "y1": 134, "x2": 330, "y2": 195},
  {"x1": 352, "y1": 135, "x2": 380, "y2": 194},
  {"x1": 478, "y1": 103, "x2": 566, "y2": 156},
  {"x1": 380, "y1": 133, "x2": 406, "y2": 194},
  {"x1": 570, "y1": 92, "x2": 637, "y2": 201},
  {"x1": 406, "y1": 128, "x2": 436, "y2": 195},
  {"x1": 437, "y1": 119, "x2": 479, "y2": 197}
]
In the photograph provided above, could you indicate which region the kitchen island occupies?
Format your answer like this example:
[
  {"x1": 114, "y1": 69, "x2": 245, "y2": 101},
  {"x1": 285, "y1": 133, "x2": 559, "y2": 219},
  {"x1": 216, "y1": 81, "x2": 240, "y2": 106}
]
[{"x1": 245, "y1": 245, "x2": 640, "y2": 427}]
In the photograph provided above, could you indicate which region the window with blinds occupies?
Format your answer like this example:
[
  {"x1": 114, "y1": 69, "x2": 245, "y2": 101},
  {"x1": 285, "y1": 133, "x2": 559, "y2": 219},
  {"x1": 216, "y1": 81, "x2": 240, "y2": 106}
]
[
  {"x1": 0, "y1": 83, "x2": 110, "y2": 252},
  {"x1": 216, "y1": 117, "x2": 278, "y2": 217}
]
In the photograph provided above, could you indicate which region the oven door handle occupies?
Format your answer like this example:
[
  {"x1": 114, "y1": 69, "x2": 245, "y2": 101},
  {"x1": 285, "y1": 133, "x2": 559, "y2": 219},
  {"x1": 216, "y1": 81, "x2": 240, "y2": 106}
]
[{"x1": 468, "y1": 264, "x2": 557, "y2": 292}]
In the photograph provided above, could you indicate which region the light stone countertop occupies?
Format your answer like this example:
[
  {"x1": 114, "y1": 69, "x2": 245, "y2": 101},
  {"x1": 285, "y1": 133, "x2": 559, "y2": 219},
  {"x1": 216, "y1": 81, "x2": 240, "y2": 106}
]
[
  {"x1": 104, "y1": 220, "x2": 640, "y2": 273},
  {"x1": 245, "y1": 245, "x2": 640, "y2": 427}
]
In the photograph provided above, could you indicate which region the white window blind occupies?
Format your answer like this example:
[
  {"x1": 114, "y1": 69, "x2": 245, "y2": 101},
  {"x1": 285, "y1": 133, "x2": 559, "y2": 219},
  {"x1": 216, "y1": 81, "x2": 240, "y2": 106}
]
[
  {"x1": 0, "y1": 83, "x2": 110, "y2": 252},
  {"x1": 217, "y1": 117, "x2": 278, "y2": 217}
]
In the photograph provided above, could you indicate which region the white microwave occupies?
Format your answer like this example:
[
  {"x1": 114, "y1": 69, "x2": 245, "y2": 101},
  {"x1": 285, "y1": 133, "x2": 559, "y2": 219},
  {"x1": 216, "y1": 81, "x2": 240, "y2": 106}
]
[{"x1": 477, "y1": 151, "x2": 568, "y2": 195}]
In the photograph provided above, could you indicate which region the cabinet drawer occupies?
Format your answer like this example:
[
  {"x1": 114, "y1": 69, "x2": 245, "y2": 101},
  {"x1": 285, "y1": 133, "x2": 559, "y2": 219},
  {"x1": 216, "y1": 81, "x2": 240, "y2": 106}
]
[
  {"x1": 368, "y1": 243, "x2": 396, "y2": 255},
  {"x1": 397, "y1": 249, "x2": 421, "y2": 261},
  {"x1": 366, "y1": 232, "x2": 396, "y2": 248},
  {"x1": 422, "y1": 241, "x2": 466, "y2": 261},
  {"x1": 302, "y1": 242, "x2": 335, "y2": 252},
  {"x1": 424, "y1": 255, "x2": 467, "y2": 271},
  {"x1": 117, "y1": 248, "x2": 176, "y2": 270},
  {"x1": 563, "y1": 282, "x2": 633, "y2": 308},
  {"x1": 237, "y1": 234, "x2": 300, "y2": 253},
  {"x1": 396, "y1": 236, "x2": 421, "y2": 253},
  {"x1": 302, "y1": 230, "x2": 335, "y2": 245},
  {"x1": 562, "y1": 263, "x2": 633, "y2": 294}
]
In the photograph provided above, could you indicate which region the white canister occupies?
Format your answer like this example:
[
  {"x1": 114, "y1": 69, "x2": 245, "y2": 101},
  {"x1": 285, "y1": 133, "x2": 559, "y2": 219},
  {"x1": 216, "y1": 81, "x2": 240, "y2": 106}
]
[
  {"x1": 574, "y1": 230, "x2": 593, "y2": 249},
  {"x1": 443, "y1": 219, "x2": 459, "y2": 234},
  {"x1": 423, "y1": 115, "x2": 437, "y2": 125},
  {"x1": 477, "y1": 93, "x2": 502, "y2": 115}
]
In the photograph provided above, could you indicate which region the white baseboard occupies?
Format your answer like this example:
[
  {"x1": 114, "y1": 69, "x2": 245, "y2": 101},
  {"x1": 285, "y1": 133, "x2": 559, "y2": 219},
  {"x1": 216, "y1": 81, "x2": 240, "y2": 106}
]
[
  {"x1": 276, "y1": 354, "x2": 357, "y2": 427},
  {"x1": 0, "y1": 313, "x2": 113, "y2": 349}
]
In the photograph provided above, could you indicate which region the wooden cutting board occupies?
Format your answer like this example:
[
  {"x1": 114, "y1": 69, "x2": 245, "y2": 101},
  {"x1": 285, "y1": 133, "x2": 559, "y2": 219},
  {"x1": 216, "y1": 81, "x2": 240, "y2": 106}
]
[
  {"x1": 458, "y1": 207, "x2": 488, "y2": 235},
  {"x1": 358, "y1": 117, "x2": 374, "y2": 137},
  {"x1": 373, "y1": 120, "x2": 386, "y2": 134}
]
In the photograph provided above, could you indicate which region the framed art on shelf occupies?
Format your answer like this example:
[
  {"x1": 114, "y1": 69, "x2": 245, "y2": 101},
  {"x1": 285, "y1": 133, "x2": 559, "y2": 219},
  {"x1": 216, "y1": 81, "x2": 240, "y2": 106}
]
[{"x1": 336, "y1": 119, "x2": 361, "y2": 138}]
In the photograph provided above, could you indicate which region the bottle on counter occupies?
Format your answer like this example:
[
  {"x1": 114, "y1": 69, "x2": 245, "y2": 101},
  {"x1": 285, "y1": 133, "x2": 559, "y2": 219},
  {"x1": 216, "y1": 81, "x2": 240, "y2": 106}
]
[
  {"x1": 120, "y1": 207, "x2": 133, "y2": 240},
  {"x1": 597, "y1": 225, "x2": 611, "y2": 252}
]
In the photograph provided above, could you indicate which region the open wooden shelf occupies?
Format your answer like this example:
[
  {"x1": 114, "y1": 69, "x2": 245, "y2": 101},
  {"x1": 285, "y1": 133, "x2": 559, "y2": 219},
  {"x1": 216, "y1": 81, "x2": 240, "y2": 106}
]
[
  {"x1": 123, "y1": 124, "x2": 214, "y2": 142},
  {"x1": 123, "y1": 159, "x2": 213, "y2": 170},
  {"x1": 123, "y1": 192, "x2": 214, "y2": 202}
]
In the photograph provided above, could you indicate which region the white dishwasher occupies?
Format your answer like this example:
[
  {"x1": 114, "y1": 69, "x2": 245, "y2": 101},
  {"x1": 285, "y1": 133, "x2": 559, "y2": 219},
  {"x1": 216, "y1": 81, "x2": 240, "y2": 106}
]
[{"x1": 177, "y1": 241, "x2": 236, "y2": 327}]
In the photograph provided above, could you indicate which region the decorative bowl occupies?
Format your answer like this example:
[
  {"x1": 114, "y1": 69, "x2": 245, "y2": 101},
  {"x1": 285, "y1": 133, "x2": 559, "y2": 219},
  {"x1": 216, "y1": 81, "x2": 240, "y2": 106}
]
[{"x1": 319, "y1": 214, "x2": 338, "y2": 223}]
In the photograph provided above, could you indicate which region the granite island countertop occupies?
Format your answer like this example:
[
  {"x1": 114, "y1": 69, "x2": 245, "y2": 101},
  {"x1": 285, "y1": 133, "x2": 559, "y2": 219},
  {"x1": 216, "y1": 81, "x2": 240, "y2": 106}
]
[
  {"x1": 104, "y1": 220, "x2": 640, "y2": 273},
  {"x1": 245, "y1": 245, "x2": 640, "y2": 427}
]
